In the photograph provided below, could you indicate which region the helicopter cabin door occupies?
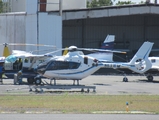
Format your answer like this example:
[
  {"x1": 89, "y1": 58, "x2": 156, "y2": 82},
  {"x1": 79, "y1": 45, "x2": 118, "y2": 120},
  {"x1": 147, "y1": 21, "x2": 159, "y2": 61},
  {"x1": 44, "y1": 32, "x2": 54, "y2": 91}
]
[{"x1": 84, "y1": 57, "x2": 88, "y2": 64}]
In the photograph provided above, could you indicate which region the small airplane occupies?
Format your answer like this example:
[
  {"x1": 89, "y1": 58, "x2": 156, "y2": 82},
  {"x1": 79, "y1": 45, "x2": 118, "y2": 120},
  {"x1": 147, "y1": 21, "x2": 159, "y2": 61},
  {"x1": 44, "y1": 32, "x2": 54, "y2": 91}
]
[
  {"x1": 34, "y1": 41, "x2": 153, "y2": 85},
  {"x1": 88, "y1": 35, "x2": 115, "y2": 62},
  {"x1": 144, "y1": 57, "x2": 159, "y2": 82},
  {"x1": 0, "y1": 43, "x2": 56, "y2": 84}
]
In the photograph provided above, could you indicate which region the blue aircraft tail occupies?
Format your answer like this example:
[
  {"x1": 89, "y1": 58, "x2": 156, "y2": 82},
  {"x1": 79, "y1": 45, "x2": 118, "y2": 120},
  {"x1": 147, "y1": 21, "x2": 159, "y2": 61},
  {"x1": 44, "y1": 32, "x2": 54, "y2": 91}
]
[
  {"x1": 88, "y1": 35, "x2": 115, "y2": 62},
  {"x1": 100, "y1": 35, "x2": 115, "y2": 50}
]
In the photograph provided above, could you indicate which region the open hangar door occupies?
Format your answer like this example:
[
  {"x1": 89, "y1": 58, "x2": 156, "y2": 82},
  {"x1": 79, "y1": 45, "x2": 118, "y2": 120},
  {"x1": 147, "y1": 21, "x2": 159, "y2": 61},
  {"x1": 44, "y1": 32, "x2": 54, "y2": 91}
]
[
  {"x1": 63, "y1": 15, "x2": 159, "y2": 62},
  {"x1": 62, "y1": 14, "x2": 159, "y2": 74}
]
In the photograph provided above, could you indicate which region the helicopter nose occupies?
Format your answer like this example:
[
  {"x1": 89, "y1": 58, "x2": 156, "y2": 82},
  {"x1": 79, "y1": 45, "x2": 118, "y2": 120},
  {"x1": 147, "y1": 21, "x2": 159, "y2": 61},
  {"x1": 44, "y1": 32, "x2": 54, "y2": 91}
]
[{"x1": 34, "y1": 66, "x2": 46, "y2": 75}]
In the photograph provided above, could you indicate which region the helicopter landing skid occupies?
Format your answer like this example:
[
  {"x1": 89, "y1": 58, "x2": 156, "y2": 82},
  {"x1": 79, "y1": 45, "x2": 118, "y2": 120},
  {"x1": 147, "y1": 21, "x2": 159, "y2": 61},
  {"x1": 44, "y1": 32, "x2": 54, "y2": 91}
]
[
  {"x1": 42, "y1": 79, "x2": 81, "y2": 86},
  {"x1": 29, "y1": 84, "x2": 96, "y2": 93}
]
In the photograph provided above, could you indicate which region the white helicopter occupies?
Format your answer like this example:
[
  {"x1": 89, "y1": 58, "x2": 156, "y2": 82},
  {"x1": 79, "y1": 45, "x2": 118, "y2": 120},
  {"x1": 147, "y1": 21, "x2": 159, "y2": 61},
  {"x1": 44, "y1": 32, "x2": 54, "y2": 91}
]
[
  {"x1": 0, "y1": 35, "x2": 114, "y2": 84},
  {"x1": 34, "y1": 42, "x2": 153, "y2": 85},
  {"x1": 100, "y1": 36, "x2": 159, "y2": 82}
]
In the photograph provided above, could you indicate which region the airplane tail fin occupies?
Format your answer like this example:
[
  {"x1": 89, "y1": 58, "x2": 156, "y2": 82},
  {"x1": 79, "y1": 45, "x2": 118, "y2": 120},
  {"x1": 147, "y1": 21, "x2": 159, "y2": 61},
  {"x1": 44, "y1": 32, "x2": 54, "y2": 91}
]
[
  {"x1": 63, "y1": 47, "x2": 68, "y2": 56},
  {"x1": 100, "y1": 35, "x2": 115, "y2": 50},
  {"x1": 88, "y1": 35, "x2": 115, "y2": 62},
  {"x1": 3, "y1": 46, "x2": 10, "y2": 57},
  {"x1": 128, "y1": 42, "x2": 153, "y2": 74}
]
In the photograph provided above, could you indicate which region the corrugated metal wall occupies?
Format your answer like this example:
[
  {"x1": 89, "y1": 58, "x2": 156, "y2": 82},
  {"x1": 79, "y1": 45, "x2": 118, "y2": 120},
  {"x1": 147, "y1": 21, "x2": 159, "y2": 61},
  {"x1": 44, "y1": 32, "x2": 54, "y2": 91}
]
[
  {"x1": 0, "y1": 14, "x2": 26, "y2": 55},
  {"x1": 63, "y1": 15, "x2": 159, "y2": 52},
  {"x1": 38, "y1": 13, "x2": 62, "y2": 55},
  {"x1": 0, "y1": 13, "x2": 62, "y2": 56}
]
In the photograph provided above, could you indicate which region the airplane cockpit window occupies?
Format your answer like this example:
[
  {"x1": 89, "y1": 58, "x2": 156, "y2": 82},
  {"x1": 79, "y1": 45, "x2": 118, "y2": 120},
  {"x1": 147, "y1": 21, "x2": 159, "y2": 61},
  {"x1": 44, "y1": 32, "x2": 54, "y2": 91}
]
[
  {"x1": 5, "y1": 55, "x2": 17, "y2": 63},
  {"x1": 24, "y1": 58, "x2": 29, "y2": 63},
  {"x1": 46, "y1": 61, "x2": 80, "y2": 70},
  {"x1": 151, "y1": 59, "x2": 156, "y2": 63}
]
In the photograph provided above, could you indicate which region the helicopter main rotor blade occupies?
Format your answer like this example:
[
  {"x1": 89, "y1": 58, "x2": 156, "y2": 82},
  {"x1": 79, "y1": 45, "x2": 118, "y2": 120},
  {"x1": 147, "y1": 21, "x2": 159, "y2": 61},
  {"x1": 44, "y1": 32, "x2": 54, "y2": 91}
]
[
  {"x1": 2, "y1": 43, "x2": 56, "y2": 48},
  {"x1": 74, "y1": 48, "x2": 127, "y2": 54}
]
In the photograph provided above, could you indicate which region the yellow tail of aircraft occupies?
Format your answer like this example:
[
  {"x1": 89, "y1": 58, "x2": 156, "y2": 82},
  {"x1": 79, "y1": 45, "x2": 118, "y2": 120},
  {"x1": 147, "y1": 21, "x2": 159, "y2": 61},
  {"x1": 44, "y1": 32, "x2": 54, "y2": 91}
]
[
  {"x1": 63, "y1": 47, "x2": 68, "y2": 55},
  {"x1": 3, "y1": 46, "x2": 10, "y2": 57}
]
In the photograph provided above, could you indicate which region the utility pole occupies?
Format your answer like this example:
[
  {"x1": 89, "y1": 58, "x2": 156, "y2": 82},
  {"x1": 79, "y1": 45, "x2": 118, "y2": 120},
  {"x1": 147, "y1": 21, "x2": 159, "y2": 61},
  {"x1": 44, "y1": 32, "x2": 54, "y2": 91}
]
[{"x1": 59, "y1": 0, "x2": 62, "y2": 16}]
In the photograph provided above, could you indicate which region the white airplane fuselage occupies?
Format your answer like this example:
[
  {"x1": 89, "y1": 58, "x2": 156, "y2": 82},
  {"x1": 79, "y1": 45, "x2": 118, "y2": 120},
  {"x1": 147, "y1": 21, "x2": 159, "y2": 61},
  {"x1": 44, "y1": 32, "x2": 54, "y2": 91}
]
[{"x1": 148, "y1": 57, "x2": 159, "y2": 72}]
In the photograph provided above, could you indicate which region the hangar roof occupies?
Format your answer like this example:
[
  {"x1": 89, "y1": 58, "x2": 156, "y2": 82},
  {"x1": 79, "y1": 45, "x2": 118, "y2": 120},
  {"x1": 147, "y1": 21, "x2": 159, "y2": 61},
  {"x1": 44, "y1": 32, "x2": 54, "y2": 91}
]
[{"x1": 49, "y1": 3, "x2": 159, "y2": 20}]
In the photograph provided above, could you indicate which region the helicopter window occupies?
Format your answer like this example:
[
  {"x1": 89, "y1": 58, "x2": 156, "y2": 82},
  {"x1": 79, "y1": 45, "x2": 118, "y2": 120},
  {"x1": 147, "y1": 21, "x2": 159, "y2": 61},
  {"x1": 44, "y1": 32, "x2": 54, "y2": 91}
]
[
  {"x1": 46, "y1": 61, "x2": 80, "y2": 70},
  {"x1": 151, "y1": 59, "x2": 156, "y2": 63}
]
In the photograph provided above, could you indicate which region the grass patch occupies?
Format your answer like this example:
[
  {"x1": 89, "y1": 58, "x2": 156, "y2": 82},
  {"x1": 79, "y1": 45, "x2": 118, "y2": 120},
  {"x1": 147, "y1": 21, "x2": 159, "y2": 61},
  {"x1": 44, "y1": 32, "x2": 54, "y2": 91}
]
[{"x1": 0, "y1": 95, "x2": 159, "y2": 114}]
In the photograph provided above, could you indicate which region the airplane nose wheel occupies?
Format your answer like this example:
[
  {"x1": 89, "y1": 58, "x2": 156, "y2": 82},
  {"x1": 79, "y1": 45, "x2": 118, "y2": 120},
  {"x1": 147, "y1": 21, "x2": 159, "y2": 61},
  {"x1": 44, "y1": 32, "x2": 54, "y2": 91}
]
[{"x1": 123, "y1": 77, "x2": 128, "y2": 82}]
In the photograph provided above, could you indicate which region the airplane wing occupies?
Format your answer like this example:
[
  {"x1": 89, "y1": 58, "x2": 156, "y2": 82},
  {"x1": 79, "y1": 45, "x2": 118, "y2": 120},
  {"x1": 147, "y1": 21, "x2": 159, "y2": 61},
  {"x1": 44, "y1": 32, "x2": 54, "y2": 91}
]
[
  {"x1": 6, "y1": 50, "x2": 53, "y2": 63},
  {"x1": 12, "y1": 50, "x2": 53, "y2": 57},
  {"x1": 0, "y1": 57, "x2": 5, "y2": 63}
]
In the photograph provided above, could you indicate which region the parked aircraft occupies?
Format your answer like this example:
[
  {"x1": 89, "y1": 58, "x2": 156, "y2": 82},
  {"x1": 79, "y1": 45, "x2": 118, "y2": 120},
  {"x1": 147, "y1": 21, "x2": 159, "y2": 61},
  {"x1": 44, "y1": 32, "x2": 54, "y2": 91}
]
[
  {"x1": 0, "y1": 35, "x2": 115, "y2": 84},
  {"x1": 0, "y1": 43, "x2": 56, "y2": 84},
  {"x1": 88, "y1": 35, "x2": 115, "y2": 62},
  {"x1": 142, "y1": 57, "x2": 159, "y2": 82},
  {"x1": 94, "y1": 36, "x2": 159, "y2": 82},
  {"x1": 34, "y1": 42, "x2": 153, "y2": 85}
]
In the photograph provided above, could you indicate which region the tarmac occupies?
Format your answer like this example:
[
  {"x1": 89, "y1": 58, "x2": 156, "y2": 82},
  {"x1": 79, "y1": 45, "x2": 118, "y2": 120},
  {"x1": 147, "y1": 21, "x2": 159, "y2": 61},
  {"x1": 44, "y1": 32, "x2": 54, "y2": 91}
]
[
  {"x1": 0, "y1": 75, "x2": 159, "y2": 95},
  {"x1": 0, "y1": 75, "x2": 159, "y2": 119}
]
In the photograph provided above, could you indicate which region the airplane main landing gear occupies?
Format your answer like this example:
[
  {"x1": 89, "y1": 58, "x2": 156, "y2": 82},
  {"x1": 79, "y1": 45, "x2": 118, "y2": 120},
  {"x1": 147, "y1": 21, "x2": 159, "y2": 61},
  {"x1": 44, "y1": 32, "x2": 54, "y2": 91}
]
[
  {"x1": 27, "y1": 77, "x2": 42, "y2": 85},
  {"x1": 27, "y1": 78, "x2": 34, "y2": 84},
  {"x1": 34, "y1": 77, "x2": 42, "y2": 85},
  {"x1": 146, "y1": 74, "x2": 153, "y2": 82},
  {"x1": 123, "y1": 77, "x2": 128, "y2": 82},
  {"x1": 123, "y1": 73, "x2": 128, "y2": 82}
]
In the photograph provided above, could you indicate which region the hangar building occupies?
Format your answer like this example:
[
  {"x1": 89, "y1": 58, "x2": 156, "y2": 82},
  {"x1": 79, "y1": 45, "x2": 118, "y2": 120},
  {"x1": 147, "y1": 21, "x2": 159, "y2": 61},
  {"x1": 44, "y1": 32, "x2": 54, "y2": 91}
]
[
  {"x1": 1, "y1": 1, "x2": 159, "y2": 74},
  {"x1": 51, "y1": 3, "x2": 159, "y2": 62}
]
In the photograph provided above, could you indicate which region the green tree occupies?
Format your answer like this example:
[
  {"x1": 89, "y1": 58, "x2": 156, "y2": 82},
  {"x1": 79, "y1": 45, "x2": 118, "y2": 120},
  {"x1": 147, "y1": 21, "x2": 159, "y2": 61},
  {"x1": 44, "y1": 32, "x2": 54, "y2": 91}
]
[
  {"x1": 0, "y1": 0, "x2": 3, "y2": 13},
  {"x1": 116, "y1": 1, "x2": 135, "y2": 5},
  {"x1": 87, "y1": 0, "x2": 113, "y2": 8},
  {"x1": 98, "y1": 0, "x2": 113, "y2": 6}
]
